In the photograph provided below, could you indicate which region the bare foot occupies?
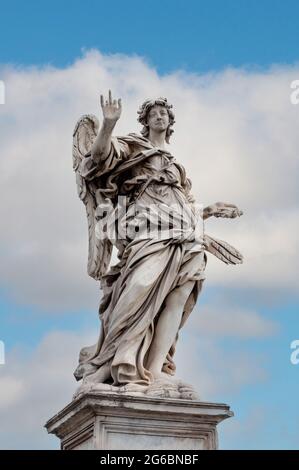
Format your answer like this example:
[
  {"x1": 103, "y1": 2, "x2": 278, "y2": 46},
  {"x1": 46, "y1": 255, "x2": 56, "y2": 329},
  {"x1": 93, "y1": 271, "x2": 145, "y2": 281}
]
[
  {"x1": 122, "y1": 383, "x2": 149, "y2": 393},
  {"x1": 151, "y1": 371, "x2": 178, "y2": 384},
  {"x1": 83, "y1": 363, "x2": 110, "y2": 384}
]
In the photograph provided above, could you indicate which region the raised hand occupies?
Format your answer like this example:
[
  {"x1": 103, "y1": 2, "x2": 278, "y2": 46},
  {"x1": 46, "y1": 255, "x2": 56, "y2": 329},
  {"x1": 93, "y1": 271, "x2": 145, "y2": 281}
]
[
  {"x1": 211, "y1": 202, "x2": 243, "y2": 218},
  {"x1": 100, "y1": 90, "x2": 122, "y2": 123}
]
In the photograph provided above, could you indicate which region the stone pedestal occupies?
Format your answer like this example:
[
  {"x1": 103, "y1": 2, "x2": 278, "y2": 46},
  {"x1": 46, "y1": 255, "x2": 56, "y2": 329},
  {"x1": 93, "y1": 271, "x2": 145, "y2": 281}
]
[{"x1": 45, "y1": 391, "x2": 233, "y2": 450}]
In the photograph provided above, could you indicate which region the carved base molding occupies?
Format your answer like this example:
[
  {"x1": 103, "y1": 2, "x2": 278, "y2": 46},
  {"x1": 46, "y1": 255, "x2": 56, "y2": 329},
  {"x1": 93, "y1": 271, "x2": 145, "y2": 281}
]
[{"x1": 45, "y1": 391, "x2": 233, "y2": 450}]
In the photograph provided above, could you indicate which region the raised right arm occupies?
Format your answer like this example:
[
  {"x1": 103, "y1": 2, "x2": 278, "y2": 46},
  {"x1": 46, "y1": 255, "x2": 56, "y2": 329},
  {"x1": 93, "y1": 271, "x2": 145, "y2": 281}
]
[{"x1": 91, "y1": 90, "x2": 122, "y2": 163}]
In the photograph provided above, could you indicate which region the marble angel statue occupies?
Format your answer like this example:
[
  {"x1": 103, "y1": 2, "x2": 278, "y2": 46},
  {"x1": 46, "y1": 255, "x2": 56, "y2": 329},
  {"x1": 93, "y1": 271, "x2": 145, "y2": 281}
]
[{"x1": 72, "y1": 91, "x2": 243, "y2": 399}]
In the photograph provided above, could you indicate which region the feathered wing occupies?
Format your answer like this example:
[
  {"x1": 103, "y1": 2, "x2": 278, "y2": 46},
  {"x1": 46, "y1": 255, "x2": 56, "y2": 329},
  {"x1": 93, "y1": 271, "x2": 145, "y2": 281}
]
[
  {"x1": 73, "y1": 114, "x2": 113, "y2": 280},
  {"x1": 204, "y1": 234, "x2": 243, "y2": 265}
]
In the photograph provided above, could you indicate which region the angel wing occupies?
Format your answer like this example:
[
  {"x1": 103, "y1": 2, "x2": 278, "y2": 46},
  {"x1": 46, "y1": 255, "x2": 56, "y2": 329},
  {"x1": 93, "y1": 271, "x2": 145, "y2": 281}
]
[
  {"x1": 73, "y1": 114, "x2": 113, "y2": 280},
  {"x1": 203, "y1": 234, "x2": 243, "y2": 265}
]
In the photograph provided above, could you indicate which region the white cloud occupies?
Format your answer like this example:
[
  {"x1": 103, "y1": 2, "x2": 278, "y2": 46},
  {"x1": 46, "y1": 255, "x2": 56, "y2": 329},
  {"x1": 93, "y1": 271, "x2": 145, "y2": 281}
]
[
  {"x1": 0, "y1": 50, "x2": 298, "y2": 312},
  {"x1": 0, "y1": 376, "x2": 25, "y2": 408},
  {"x1": 204, "y1": 207, "x2": 299, "y2": 293},
  {"x1": 175, "y1": 301, "x2": 277, "y2": 399},
  {"x1": 0, "y1": 50, "x2": 297, "y2": 451},
  {"x1": 176, "y1": 335, "x2": 269, "y2": 399},
  {"x1": 193, "y1": 304, "x2": 278, "y2": 338},
  {"x1": 220, "y1": 404, "x2": 299, "y2": 449},
  {"x1": 0, "y1": 308, "x2": 275, "y2": 449},
  {"x1": 0, "y1": 296, "x2": 277, "y2": 448},
  {"x1": 0, "y1": 330, "x2": 95, "y2": 449}
]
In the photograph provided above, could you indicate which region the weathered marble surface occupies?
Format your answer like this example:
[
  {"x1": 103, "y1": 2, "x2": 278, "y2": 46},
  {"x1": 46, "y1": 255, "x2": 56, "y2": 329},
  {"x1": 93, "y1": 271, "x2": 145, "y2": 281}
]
[
  {"x1": 72, "y1": 92, "x2": 243, "y2": 392},
  {"x1": 45, "y1": 392, "x2": 233, "y2": 450},
  {"x1": 73, "y1": 376, "x2": 199, "y2": 401},
  {"x1": 45, "y1": 93, "x2": 240, "y2": 450}
]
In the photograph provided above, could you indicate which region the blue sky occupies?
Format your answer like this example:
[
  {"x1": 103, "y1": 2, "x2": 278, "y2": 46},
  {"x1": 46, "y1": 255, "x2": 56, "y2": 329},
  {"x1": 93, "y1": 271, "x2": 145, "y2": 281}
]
[
  {"x1": 0, "y1": 0, "x2": 299, "y2": 450},
  {"x1": 1, "y1": 0, "x2": 299, "y2": 73}
]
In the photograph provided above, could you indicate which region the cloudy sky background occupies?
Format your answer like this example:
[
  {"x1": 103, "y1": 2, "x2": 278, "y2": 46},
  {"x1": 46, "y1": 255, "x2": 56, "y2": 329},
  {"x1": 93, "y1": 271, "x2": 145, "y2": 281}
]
[{"x1": 0, "y1": 0, "x2": 299, "y2": 449}]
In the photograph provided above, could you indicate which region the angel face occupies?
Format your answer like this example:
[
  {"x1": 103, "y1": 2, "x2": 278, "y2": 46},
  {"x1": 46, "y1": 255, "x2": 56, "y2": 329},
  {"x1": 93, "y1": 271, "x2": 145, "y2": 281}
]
[{"x1": 146, "y1": 105, "x2": 170, "y2": 133}]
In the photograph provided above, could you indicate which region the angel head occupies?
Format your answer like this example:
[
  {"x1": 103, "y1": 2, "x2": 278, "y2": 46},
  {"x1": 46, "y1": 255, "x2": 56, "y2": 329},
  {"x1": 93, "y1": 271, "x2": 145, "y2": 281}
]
[{"x1": 137, "y1": 97, "x2": 175, "y2": 144}]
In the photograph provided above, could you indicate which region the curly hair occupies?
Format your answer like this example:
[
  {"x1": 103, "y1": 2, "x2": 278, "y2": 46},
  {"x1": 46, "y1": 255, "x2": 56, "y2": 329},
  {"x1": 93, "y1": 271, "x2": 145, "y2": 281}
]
[{"x1": 137, "y1": 97, "x2": 175, "y2": 144}]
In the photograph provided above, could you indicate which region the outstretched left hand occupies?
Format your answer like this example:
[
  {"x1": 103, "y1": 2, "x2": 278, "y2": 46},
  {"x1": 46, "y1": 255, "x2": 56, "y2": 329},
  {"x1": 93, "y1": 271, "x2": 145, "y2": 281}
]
[{"x1": 204, "y1": 202, "x2": 243, "y2": 219}]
